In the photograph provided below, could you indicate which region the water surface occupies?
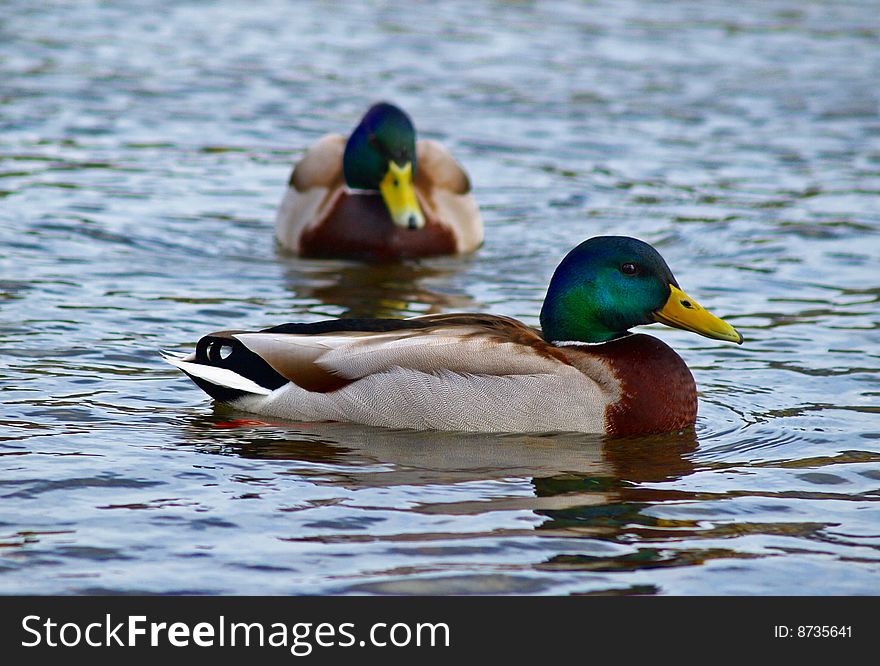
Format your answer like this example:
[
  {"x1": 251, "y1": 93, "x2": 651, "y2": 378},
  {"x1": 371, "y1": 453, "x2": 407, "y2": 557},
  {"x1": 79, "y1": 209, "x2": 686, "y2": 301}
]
[{"x1": 1, "y1": 0, "x2": 879, "y2": 594}]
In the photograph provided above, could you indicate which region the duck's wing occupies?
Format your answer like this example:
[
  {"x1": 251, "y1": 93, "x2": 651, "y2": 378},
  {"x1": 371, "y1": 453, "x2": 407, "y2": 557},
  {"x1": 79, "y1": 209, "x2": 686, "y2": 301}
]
[
  {"x1": 248, "y1": 313, "x2": 571, "y2": 382},
  {"x1": 275, "y1": 134, "x2": 346, "y2": 251},
  {"x1": 415, "y1": 139, "x2": 471, "y2": 194},
  {"x1": 289, "y1": 134, "x2": 346, "y2": 191},
  {"x1": 166, "y1": 314, "x2": 574, "y2": 398},
  {"x1": 415, "y1": 140, "x2": 483, "y2": 253}
]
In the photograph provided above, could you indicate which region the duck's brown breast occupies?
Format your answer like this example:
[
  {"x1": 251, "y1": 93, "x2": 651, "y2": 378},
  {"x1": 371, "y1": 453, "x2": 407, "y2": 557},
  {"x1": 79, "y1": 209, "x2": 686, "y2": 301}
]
[
  {"x1": 562, "y1": 334, "x2": 697, "y2": 437},
  {"x1": 299, "y1": 192, "x2": 457, "y2": 261}
]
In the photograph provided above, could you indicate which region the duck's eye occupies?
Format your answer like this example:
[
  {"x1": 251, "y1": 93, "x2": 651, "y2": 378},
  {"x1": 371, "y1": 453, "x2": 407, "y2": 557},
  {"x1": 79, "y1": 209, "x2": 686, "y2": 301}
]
[{"x1": 620, "y1": 262, "x2": 639, "y2": 275}]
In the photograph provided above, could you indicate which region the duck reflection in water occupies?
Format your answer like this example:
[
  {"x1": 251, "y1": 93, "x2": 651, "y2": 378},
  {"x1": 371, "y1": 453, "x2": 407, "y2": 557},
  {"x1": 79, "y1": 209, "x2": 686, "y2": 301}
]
[
  {"x1": 178, "y1": 414, "x2": 697, "y2": 522},
  {"x1": 279, "y1": 256, "x2": 479, "y2": 320},
  {"x1": 177, "y1": 415, "x2": 699, "y2": 593}
]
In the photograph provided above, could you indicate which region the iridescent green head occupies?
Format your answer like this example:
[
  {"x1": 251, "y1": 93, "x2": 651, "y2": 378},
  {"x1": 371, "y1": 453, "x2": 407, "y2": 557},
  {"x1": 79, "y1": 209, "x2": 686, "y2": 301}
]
[
  {"x1": 540, "y1": 236, "x2": 743, "y2": 345},
  {"x1": 342, "y1": 102, "x2": 425, "y2": 229}
]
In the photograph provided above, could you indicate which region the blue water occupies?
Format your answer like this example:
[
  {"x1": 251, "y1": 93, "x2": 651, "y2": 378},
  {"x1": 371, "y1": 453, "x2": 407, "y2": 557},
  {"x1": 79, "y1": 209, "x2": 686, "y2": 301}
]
[{"x1": 1, "y1": 0, "x2": 879, "y2": 594}]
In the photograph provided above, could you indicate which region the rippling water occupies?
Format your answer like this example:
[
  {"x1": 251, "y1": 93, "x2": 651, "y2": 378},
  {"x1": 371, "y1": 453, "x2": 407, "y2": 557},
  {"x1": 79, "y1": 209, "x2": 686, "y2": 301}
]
[{"x1": 2, "y1": 0, "x2": 879, "y2": 594}]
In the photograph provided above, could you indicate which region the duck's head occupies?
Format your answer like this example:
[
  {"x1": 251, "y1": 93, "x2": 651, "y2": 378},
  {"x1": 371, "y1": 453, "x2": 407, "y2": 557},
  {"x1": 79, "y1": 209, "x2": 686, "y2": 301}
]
[
  {"x1": 342, "y1": 102, "x2": 425, "y2": 230},
  {"x1": 540, "y1": 236, "x2": 743, "y2": 345}
]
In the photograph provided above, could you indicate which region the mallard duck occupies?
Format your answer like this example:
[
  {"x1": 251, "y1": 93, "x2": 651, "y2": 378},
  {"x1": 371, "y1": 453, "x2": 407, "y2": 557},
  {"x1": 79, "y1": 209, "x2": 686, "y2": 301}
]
[
  {"x1": 274, "y1": 102, "x2": 482, "y2": 260},
  {"x1": 164, "y1": 236, "x2": 742, "y2": 436}
]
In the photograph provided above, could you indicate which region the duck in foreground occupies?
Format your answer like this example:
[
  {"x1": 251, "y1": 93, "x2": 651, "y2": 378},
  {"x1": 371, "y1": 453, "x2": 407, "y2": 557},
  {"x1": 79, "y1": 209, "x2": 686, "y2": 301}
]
[
  {"x1": 164, "y1": 236, "x2": 742, "y2": 436},
  {"x1": 275, "y1": 102, "x2": 483, "y2": 260}
]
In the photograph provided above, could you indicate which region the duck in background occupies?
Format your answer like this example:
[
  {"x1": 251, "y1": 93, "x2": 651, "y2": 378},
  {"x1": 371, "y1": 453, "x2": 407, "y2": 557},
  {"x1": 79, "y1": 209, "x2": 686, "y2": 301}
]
[
  {"x1": 164, "y1": 236, "x2": 743, "y2": 437},
  {"x1": 275, "y1": 102, "x2": 482, "y2": 261}
]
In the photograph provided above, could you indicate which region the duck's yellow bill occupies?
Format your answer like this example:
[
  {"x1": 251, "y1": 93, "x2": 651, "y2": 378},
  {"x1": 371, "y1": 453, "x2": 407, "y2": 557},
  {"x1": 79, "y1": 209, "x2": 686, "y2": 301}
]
[
  {"x1": 380, "y1": 161, "x2": 426, "y2": 230},
  {"x1": 653, "y1": 285, "x2": 743, "y2": 344}
]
